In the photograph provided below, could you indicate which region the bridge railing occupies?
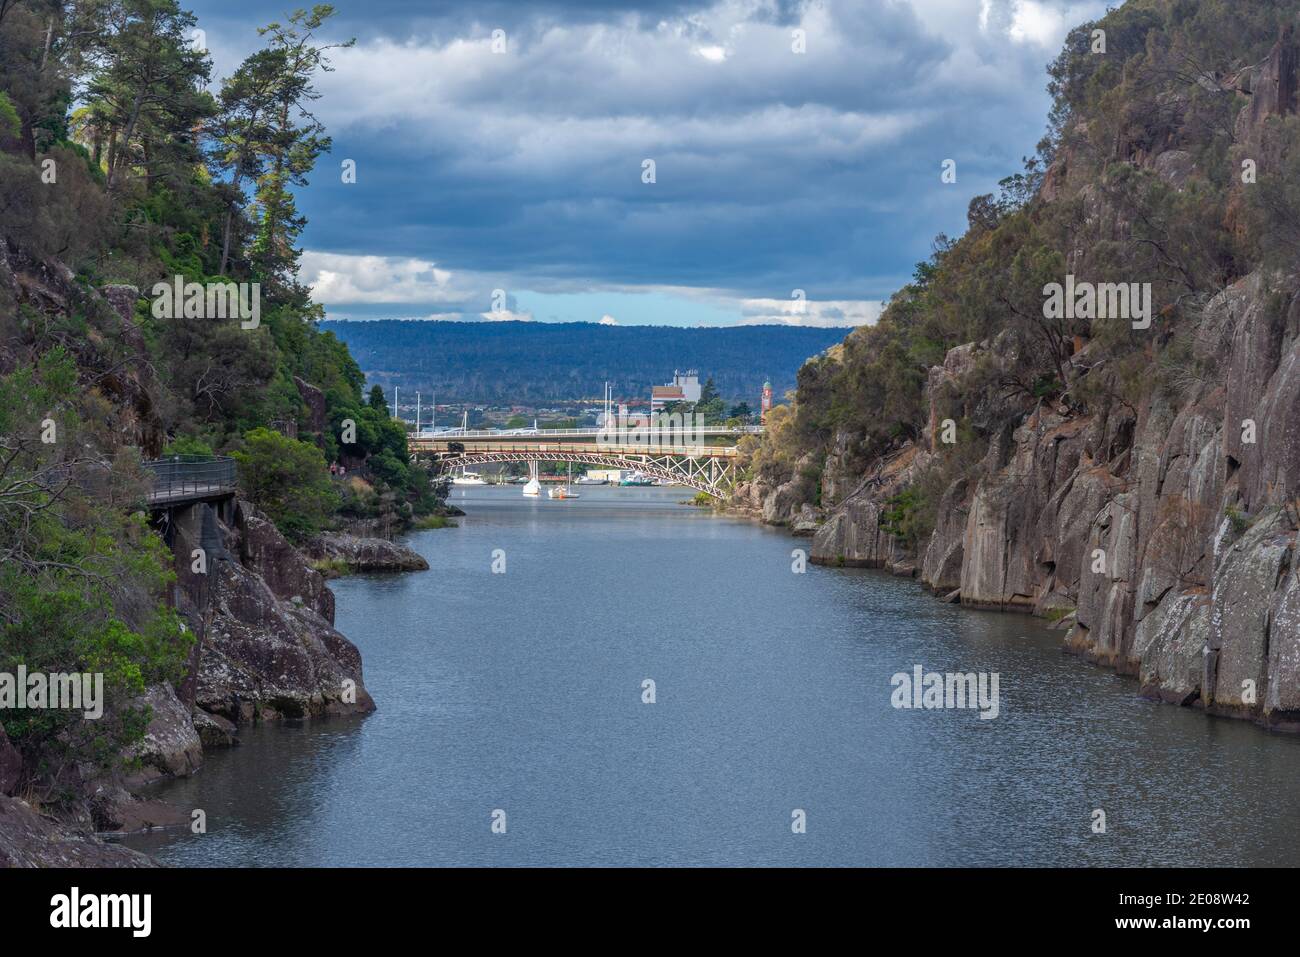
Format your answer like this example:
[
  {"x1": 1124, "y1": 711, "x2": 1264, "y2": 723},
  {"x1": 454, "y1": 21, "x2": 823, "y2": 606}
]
[
  {"x1": 142, "y1": 455, "x2": 237, "y2": 502},
  {"x1": 411, "y1": 426, "x2": 764, "y2": 439},
  {"x1": 423, "y1": 442, "x2": 740, "y2": 457}
]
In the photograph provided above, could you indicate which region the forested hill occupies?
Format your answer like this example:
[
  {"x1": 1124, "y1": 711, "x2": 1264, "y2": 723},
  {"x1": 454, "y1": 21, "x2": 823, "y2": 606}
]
[{"x1": 321, "y1": 320, "x2": 850, "y2": 403}]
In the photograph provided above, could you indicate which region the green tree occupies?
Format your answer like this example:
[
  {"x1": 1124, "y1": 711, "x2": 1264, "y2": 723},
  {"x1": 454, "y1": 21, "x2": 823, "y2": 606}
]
[
  {"x1": 367, "y1": 384, "x2": 388, "y2": 412},
  {"x1": 232, "y1": 427, "x2": 338, "y2": 540},
  {"x1": 693, "y1": 376, "x2": 726, "y2": 424},
  {"x1": 244, "y1": 6, "x2": 352, "y2": 291},
  {"x1": 86, "y1": 0, "x2": 214, "y2": 193}
]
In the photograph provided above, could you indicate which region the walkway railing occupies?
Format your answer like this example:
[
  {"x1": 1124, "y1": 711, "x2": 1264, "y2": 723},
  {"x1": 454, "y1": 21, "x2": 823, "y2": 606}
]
[{"x1": 142, "y1": 455, "x2": 237, "y2": 505}]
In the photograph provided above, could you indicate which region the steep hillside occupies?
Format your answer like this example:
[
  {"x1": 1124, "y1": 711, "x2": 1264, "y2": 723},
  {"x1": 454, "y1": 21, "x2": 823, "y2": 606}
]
[
  {"x1": 0, "y1": 2, "x2": 412, "y2": 861},
  {"x1": 737, "y1": 0, "x2": 1300, "y2": 730}
]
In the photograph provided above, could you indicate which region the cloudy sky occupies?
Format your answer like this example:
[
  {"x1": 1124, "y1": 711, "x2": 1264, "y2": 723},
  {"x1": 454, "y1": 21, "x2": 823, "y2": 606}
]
[{"x1": 189, "y1": 0, "x2": 1107, "y2": 326}]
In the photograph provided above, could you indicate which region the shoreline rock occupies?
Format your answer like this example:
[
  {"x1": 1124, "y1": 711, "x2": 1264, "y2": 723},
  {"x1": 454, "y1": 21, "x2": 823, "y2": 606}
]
[
  {"x1": 0, "y1": 796, "x2": 157, "y2": 867},
  {"x1": 304, "y1": 532, "x2": 429, "y2": 576}
]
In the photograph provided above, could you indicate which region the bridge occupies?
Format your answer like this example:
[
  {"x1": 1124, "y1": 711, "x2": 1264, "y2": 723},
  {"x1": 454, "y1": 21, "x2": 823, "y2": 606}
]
[{"x1": 409, "y1": 427, "x2": 759, "y2": 496}]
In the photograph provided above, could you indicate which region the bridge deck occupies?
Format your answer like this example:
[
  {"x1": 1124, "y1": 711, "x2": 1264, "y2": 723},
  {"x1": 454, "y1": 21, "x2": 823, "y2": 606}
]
[{"x1": 410, "y1": 439, "x2": 740, "y2": 457}]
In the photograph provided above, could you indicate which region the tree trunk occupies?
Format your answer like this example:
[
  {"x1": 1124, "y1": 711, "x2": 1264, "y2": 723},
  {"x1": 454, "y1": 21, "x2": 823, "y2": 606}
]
[
  {"x1": 108, "y1": 94, "x2": 145, "y2": 192},
  {"x1": 218, "y1": 171, "x2": 244, "y2": 276}
]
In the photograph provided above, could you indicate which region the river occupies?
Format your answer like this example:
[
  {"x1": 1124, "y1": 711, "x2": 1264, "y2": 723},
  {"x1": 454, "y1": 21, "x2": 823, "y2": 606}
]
[{"x1": 125, "y1": 485, "x2": 1300, "y2": 866}]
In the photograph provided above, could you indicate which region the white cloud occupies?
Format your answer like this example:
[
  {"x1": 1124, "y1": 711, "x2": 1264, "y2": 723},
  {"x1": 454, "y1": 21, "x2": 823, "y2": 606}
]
[
  {"x1": 301, "y1": 251, "x2": 464, "y2": 304},
  {"x1": 973, "y1": 0, "x2": 1107, "y2": 48},
  {"x1": 1008, "y1": 1, "x2": 1064, "y2": 45},
  {"x1": 738, "y1": 297, "x2": 883, "y2": 328},
  {"x1": 599, "y1": 314, "x2": 618, "y2": 325}
]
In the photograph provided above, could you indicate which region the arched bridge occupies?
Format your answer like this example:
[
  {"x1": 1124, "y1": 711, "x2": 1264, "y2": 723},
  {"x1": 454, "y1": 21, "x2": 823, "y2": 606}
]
[{"x1": 409, "y1": 427, "x2": 758, "y2": 496}]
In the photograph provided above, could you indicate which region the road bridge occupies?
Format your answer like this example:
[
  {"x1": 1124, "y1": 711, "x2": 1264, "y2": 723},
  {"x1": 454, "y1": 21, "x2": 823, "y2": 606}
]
[{"x1": 409, "y1": 427, "x2": 758, "y2": 496}]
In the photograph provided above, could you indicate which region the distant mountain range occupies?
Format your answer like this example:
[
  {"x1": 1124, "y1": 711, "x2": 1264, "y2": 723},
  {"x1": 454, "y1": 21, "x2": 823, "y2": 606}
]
[{"x1": 320, "y1": 320, "x2": 851, "y2": 404}]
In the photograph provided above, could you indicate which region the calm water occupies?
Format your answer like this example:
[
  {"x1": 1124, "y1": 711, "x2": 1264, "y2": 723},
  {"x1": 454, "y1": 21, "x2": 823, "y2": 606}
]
[{"x1": 126, "y1": 485, "x2": 1300, "y2": 866}]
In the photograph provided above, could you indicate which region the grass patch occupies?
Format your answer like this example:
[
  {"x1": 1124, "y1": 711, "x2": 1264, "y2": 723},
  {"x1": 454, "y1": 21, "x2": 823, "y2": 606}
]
[
  {"x1": 309, "y1": 558, "x2": 352, "y2": 578},
  {"x1": 413, "y1": 514, "x2": 458, "y2": 529},
  {"x1": 1224, "y1": 504, "x2": 1250, "y2": 535}
]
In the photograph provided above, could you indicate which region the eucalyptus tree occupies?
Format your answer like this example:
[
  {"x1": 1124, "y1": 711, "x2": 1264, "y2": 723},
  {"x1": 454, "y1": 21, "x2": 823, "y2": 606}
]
[
  {"x1": 212, "y1": 4, "x2": 352, "y2": 288},
  {"x1": 84, "y1": 0, "x2": 211, "y2": 193}
]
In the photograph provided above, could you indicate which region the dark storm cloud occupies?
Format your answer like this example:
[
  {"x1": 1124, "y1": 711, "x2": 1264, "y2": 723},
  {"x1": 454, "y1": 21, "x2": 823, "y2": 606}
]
[{"x1": 188, "y1": 0, "x2": 1108, "y2": 318}]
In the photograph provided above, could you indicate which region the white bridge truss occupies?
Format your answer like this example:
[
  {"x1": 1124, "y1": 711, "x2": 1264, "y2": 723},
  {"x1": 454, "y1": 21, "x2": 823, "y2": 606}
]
[{"x1": 427, "y1": 450, "x2": 737, "y2": 496}]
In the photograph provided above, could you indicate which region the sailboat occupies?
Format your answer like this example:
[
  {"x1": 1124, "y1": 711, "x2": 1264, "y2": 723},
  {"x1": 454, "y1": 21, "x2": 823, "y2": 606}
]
[
  {"x1": 522, "y1": 461, "x2": 541, "y2": 497},
  {"x1": 548, "y1": 462, "x2": 580, "y2": 499}
]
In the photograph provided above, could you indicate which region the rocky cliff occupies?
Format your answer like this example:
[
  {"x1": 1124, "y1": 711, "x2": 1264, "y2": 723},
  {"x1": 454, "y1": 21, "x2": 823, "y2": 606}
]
[
  {"x1": 0, "y1": 256, "x2": 380, "y2": 861},
  {"x1": 162, "y1": 497, "x2": 377, "y2": 730},
  {"x1": 737, "y1": 11, "x2": 1300, "y2": 732}
]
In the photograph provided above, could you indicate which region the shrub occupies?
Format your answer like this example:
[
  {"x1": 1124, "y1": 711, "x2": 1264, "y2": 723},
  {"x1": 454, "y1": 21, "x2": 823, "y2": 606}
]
[{"x1": 232, "y1": 427, "x2": 338, "y2": 541}]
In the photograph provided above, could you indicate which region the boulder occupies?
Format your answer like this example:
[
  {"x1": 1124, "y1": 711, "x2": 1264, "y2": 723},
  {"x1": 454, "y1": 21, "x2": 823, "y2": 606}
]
[
  {"x1": 93, "y1": 787, "x2": 190, "y2": 834},
  {"x1": 197, "y1": 550, "x2": 375, "y2": 724},
  {"x1": 123, "y1": 682, "x2": 203, "y2": 785},
  {"x1": 305, "y1": 533, "x2": 429, "y2": 574},
  {"x1": 192, "y1": 708, "x2": 239, "y2": 748}
]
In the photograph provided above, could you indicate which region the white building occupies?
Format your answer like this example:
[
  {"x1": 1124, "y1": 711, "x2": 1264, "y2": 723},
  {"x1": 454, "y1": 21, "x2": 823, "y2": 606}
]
[{"x1": 650, "y1": 370, "x2": 702, "y2": 411}]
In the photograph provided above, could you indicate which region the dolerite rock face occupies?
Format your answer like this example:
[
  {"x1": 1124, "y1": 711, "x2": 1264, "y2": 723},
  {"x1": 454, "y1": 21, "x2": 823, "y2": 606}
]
[
  {"x1": 810, "y1": 494, "x2": 891, "y2": 566},
  {"x1": 0, "y1": 796, "x2": 156, "y2": 867},
  {"x1": 191, "y1": 500, "x2": 375, "y2": 724},
  {"x1": 1234, "y1": 24, "x2": 1300, "y2": 144},
  {"x1": 1267, "y1": 562, "x2": 1300, "y2": 719},
  {"x1": 808, "y1": 447, "x2": 928, "y2": 571},
  {"x1": 1133, "y1": 591, "x2": 1210, "y2": 705},
  {"x1": 305, "y1": 533, "x2": 429, "y2": 573},
  {"x1": 237, "y1": 502, "x2": 336, "y2": 624},
  {"x1": 294, "y1": 375, "x2": 328, "y2": 441},
  {"x1": 741, "y1": 266, "x2": 1300, "y2": 730},
  {"x1": 732, "y1": 50, "x2": 1300, "y2": 731},
  {"x1": 1206, "y1": 509, "x2": 1293, "y2": 718}
]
